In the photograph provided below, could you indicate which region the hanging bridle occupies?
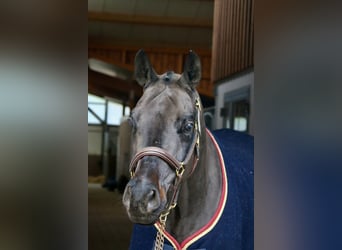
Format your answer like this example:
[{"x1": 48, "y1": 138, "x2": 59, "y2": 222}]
[{"x1": 128, "y1": 97, "x2": 202, "y2": 250}]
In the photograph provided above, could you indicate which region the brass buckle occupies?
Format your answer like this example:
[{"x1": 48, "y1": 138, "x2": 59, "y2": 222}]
[
  {"x1": 176, "y1": 163, "x2": 185, "y2": 177},
  {"x1": 195, "y1": 98, "x2": 201, "y2": 111},
  {"x1": 195, "y1": 98, "x2": 201, "y2": 135},
  {"x1": 159, "y1": 213, "x2": 168, "y2": 224}
]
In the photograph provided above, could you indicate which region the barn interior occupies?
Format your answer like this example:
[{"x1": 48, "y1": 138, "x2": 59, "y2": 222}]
[{"x1": 88, "y1": 0, "x2": 254, "y2": 249}]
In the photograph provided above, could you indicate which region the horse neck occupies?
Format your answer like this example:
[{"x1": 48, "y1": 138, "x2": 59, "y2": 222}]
[{"x1": 166, "y1": 126, "x2": 223, "y2": 242}]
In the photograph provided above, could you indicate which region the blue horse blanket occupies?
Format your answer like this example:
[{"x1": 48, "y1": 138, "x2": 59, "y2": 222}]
[{"x1": 128, "y1": 129, "x2": 254, "y2": 250}]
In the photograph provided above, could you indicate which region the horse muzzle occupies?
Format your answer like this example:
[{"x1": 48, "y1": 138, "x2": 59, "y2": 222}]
[{"x1": 122, "y1": 178, "x2": 166, "y2": 224}]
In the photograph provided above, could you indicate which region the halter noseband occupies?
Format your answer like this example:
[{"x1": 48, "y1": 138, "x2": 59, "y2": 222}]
[{"x1": 128, "y1": 97, "x2": 202, "y2": 212}]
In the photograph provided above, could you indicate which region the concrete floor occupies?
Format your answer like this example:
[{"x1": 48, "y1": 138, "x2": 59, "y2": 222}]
[{"x1": 88, "y1": 183, "x2": 133, "y2": 250}]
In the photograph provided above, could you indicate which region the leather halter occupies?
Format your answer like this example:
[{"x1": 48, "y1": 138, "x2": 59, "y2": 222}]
[{"x1": 128, "y1": 97, "x2": 202, "y2": 214}]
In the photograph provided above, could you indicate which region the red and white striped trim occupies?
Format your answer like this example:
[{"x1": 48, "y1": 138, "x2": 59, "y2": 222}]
[{"x1": 154, "y1": 129, "x2": 228, "y2": 250}]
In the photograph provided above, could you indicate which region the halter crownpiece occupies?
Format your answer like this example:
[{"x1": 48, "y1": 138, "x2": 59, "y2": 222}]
[{"x1": 128, "y1": 97, "x2": 202, "y2": 250}]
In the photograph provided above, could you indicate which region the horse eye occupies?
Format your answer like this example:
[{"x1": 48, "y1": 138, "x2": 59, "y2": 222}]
[{"x1": 183, "y1": 122, "x2": 194, "y2": 133}]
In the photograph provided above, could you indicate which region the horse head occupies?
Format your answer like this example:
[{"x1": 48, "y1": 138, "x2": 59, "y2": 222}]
[{"x1": 122, "y1": 49, "x2": 203, "y2": 224}]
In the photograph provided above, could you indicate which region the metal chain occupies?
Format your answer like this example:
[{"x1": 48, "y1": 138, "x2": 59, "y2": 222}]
[
  {"x1": 154, "y1": 203, "x2": 177, "y2": 250},
  {"x1": 154, "y1": 220, "x2": 166, "y2": 250}
]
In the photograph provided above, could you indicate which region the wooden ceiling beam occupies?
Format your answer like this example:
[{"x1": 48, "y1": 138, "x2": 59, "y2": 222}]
[
  {"x1": 88, "y1": 11, "x2": 212, "y2": 29},
  {"x1": 88, "y1": 68, "x2": 143, "y2": 104}
]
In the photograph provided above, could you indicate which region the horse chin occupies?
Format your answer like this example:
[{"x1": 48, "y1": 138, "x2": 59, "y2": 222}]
[
  {"x1": 127, "y1": 209, "x2": 163, "y2": 225},
  {"x1": 126, "y1": 198, "x2": 167, "y2": 225},
  {"x1": 128, "y1": 214, "x2": 159, "y2": 225}
]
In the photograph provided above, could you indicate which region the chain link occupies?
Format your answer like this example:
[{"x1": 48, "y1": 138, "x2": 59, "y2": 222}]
[
  {"x1": 154, "y1": 202, "x2": 177, "y2": 250},
  {"x1": 154, "y1": 220, "x2": 166, "y2": 250}
]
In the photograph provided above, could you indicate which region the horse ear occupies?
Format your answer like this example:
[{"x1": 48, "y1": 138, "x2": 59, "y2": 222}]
[
  {"x1": 134, "y1": 49, "x2": 158, "y2": 87},
  {"x1": 180, "y1": 50, "x2": 201, "y2": 88}
]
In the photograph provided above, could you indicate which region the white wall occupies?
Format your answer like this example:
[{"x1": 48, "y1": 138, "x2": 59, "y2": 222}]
[
  {"x1": 88, "y1": 125, "x2": 119, "y2": 155},
  {"x1": 88, "y1": 126, "x2": 102, "y2": 155}
]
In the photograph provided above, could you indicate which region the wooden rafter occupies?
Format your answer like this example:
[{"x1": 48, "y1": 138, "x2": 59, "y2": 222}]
[
  {"x1": 88, "y1": 68, "x2": 143, "y2": 106},
  {"x1": 88, "y1": 11, "x2": 212, "y2": 29}
]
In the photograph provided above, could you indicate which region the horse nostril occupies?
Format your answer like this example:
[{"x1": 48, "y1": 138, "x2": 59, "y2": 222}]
[
  {"x1": 146, "y1": 187, "x2": 160, "y2": 213},
  {"x1": 147, "y1": 189, "x2": 156, "y2": 200}
]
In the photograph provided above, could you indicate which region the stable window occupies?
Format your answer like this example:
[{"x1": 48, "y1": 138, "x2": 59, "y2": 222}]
[
  {"x1": 220, "y1": 87, "x2": 250, "y2": 133},
  {"x1": 88, "y1": 94, "x2": 130, "y2": 125}
]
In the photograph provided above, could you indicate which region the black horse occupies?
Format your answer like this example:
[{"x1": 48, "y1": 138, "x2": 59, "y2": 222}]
[{"x1": 123, "y1": 50, "x2": 253, "y2": 250}]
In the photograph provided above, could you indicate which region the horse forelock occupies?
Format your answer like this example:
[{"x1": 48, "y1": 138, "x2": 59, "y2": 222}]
[{"x1": 135, "y1": 72, "x2": 196, "y2": 110}]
